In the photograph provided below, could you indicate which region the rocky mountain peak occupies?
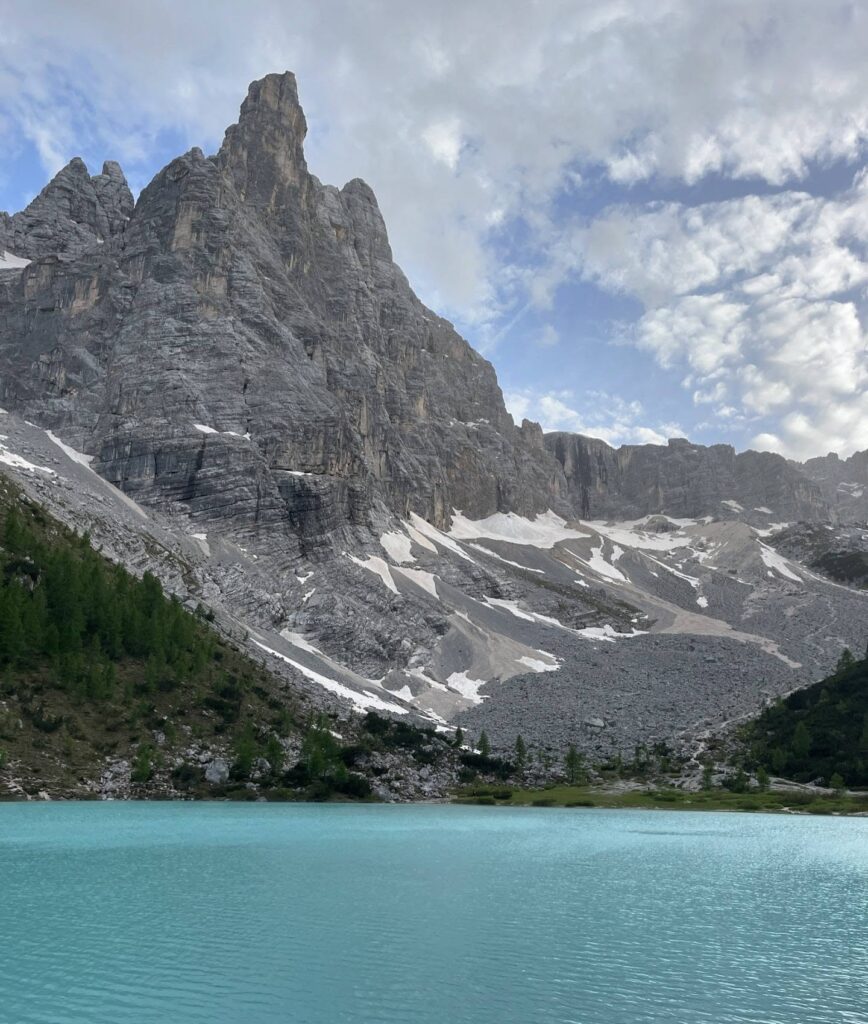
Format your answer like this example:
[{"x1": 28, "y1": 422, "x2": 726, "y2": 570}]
[
  {"x1": 218, "y1": 71, "x2": 309, "y2": 207},
  {"x1": 0, "y1": 155, "x2": 132, "y2": 260}
]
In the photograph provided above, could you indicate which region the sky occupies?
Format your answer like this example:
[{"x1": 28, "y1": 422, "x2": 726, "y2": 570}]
[{"x1": 2, "y1": 0, "x2": 868, "y2": 460}]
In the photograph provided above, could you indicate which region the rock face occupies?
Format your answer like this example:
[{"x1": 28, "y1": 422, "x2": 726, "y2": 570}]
[
  {"x1": 799, "y1": 450, "x2": 868, "y2": 522},
  {"x1": 0, "y1": 70, "x2": 856, "y2": 541},
  {"x1": 0, "y1": 157, "x2": 133, "y2": 259},
  {"x1": 545, "y1": 433, "x2": 828, "y2": 522},
  {"x1": 0, "y1": 72, "x2": 567, "y2": 551}
]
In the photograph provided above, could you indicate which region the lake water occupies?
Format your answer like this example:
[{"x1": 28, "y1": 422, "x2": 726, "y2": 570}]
[{"x1": 1, "y1": 804, "x2": 866, "y2": 1024}]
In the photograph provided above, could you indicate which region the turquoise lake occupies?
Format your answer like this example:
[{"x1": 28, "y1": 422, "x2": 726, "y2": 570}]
[{"x1": 1, "y1": 804, "x2": 866, "y2": 1024}]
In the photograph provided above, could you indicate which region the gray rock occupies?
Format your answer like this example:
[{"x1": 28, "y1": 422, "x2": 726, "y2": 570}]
[
  {"x1": 546, "y1": 433, "x2": 828, "y2": 522},
  {"x1": 0, "y1": 72, "x2": 567, "y2": 543},
  {"x1": 205, "y1": 758, "x2": 230, "y2": 784},
  {"x1": 0, "y1": 157, "x2": 133, "y2": 260}
]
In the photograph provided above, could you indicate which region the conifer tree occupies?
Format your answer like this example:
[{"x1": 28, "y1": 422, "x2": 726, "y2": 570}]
[
  {"x1": 836, "y1": 648, "x2": 856, "y2": 674},
  {"x1": 565, "y1": 744, "x2": 584, "y2": 783},
  {"x1": 792, "y1": 721, "x2": 811, "y2": 761},
  {"x1": 478, "y1": 730, "x2": 491, "y2": 757}
]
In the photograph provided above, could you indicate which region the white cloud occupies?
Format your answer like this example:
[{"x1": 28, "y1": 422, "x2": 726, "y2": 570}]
[
  {"x1": 534, "y1": 324, "x2": 560, "y2": 348},
  {"x1": 421, "y1": 118, "x2": 463, "y2": 169},
  {"x1": 546, "y1": 174, "x2": 868, "y2": 459},
  {"x1": 3, "y1": 0, "x2": 868, "y2": 336},
  {"x1": 3, "y1": 1, "x2": 868, "y2": 458},
  {"x1": 505, "y1": 388, "x2": 682, "y2": 447}
]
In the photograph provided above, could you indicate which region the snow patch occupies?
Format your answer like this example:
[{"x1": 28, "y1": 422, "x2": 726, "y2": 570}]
[
  {"x1": 754, "y1": 522, "x2": 791, "y2": 538},
  {"x1": 585, "y1": 544, "x2": 627, "y2": 583},
  {"x1": 380, "y1": 530, "x2": 414, "y2": 564},
  {"x1": 759, "y1": 543, "x2": 801, "y2": 582},
  {"x1": 466, "y1": 543, "x2": 544, "y2": 572},
  {"x1": 574, "y1": 625, "x2": 646, "y2": 643},
  {"x1": 393, "y1": 566, "x2": 439, "y2": 598},
  {"x1": 194, "y1": 423, "x2": 251, "y2": 441},
  {"x1": 586, "y1": 518, "x2": 694, "y2": 552},
  {"x1": 45, "y1": 431, "x2": 94, "y2": 469},
  {"x1": 484, "y1": 597, "x2": 566, "y2": 628},
  {"x1": 449, "y1": 509, "x2": 589, "y2": 549},
  {"x1": 280, "y1": 630, "x2": 323, "y2": 655},
  {"x1": 404, "y1": 522, "x2": 438, "y2": 553},
  {"x1": 518, "y1": 655, "x2": 560, "y2": 673},
  {"x1": 252, "y1": 639, "x2": 409, "y2": 715},
  {"x1": 447, "y1": 671, "x2": 489, "y2": 702},
  {"x1": 347, "y1": 553, "x2": 399, "y2": 594},
  {"x1": 0, "y1": 250, "x2": 30, "y2": 270},
  {"x1": 643, "y1": 553, "x2": 700, "y2": 589},
  {"x1": 722, "y1": 499, "x2": 744, "y2": 512},
  {"x1": 409, "y1": 512, "x2": 476, "y2": 563},
  {"x1": 0, "y1": 440, "x2": 55, "y2": 475},
  {"x1": 696, "y1": 595, "x2": 709, "y2": 608},
  {"x1": 190, "y1": 532, "x2": 210, "y2": 556}
]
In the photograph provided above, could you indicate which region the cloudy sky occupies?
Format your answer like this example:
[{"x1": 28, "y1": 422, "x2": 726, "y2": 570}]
[{"x1": 2, "y1": 0, "x2": 868, "y2": 459}]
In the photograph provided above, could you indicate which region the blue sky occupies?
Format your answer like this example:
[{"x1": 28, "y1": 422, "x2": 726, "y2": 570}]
[{"x1": 2, "y1": 0, "x2": 868, "y2": 459}]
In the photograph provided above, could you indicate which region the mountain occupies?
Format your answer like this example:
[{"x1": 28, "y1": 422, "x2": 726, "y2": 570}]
[
  {"x1": 799, "y1": 449, "x2": 868, "y2": 522},
  {"x1": 0, "y1": 73, "x2": 564, "y2": 543},
  {"x1": 546, "y1": 433, "x2": 827, "y2": 522},
  {"x1": 2, "y1": 72, "x2": 868, "y2": 787}
]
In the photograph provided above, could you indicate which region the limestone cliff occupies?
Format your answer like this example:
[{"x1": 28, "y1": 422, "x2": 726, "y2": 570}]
[{"x1": 0, "y1": 72, "x2": 567, "y2": 554}]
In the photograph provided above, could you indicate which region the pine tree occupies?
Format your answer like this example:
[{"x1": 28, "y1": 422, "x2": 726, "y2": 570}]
[
  {"x1": 265, "y1": 734, "x2": 284, "y2": 774},
  {"x1": 792, "y1": 721, "x2": 811, "y2": 761},
  {"x1": 514, "y1": 734, "x2": 527, "y2": 769},
  {"x1": 0, "y1": 588, "x2": 26, "y2": 666},
  {"x1": 829, "y1": 772, "x2": 845, "y2": 794},
  {"x1": 478, "y1": 730, "x2": 491, "y2": 757},
  {"x1": 565, "y1": 744, "x2": 584, "y2": 784},
  {"x1": 756, "y1": 766, "x2": 770, "y2": 791},
  {"x1": 701, "y1": 762, "x2": 714, "y2": 790},
  {"x1": 131, "y1": 744, "x2": 154, "y2": 784},
  {"x1": 836, "y1": 648, "x2": 856, "y2": 674},
  {"x1": 234, "y1": 723, "x2": 259, "y2": 779},
  {"x1": 454, "y1": 726, "x2": 464, "y2": 748}
]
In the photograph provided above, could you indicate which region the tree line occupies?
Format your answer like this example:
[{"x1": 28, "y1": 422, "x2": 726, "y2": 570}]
[{"x1": 0, "y1": 504, "x2": 214, "y2": 700}]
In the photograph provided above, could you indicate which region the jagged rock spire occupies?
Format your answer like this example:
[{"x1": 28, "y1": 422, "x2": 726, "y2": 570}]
[
  {"x1": 218, "y1": 72, "x2": 310, "y2": 208},
  {"x1": 0, "y1": 156, "x2": 133, "y2": 260}
]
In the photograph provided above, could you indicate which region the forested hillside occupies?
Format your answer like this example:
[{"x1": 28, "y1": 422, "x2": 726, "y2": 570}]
[
  {"x1": 0, "y1": 473, "x2": 455, "y2": 800},
  {"x1": 743, "y1": 652, "x2": 868, "y2": 787}
]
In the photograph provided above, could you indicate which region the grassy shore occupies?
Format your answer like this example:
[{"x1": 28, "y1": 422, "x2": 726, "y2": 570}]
[{"x1": 455, "y1": 783, "x2": 868, "y2": 815}]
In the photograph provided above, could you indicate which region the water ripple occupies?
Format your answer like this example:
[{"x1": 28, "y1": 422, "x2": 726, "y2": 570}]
[{"x1": 0, "y1": 804, "x2": 866, "y2": 1024}]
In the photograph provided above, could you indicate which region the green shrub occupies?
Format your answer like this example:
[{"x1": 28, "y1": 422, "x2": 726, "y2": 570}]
[
  {"x1": 131, "y1": 744, "x2": 154, "y2": 784},
  {"x1": 171, "y1": 763, "x2": 204, "y2": 788},
  {"x1": 334, "y1": 773, "x2": 372, "y2": 799},
  {"x1": 459, "y1": 752, "x2": 513, "y2": 779}
]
